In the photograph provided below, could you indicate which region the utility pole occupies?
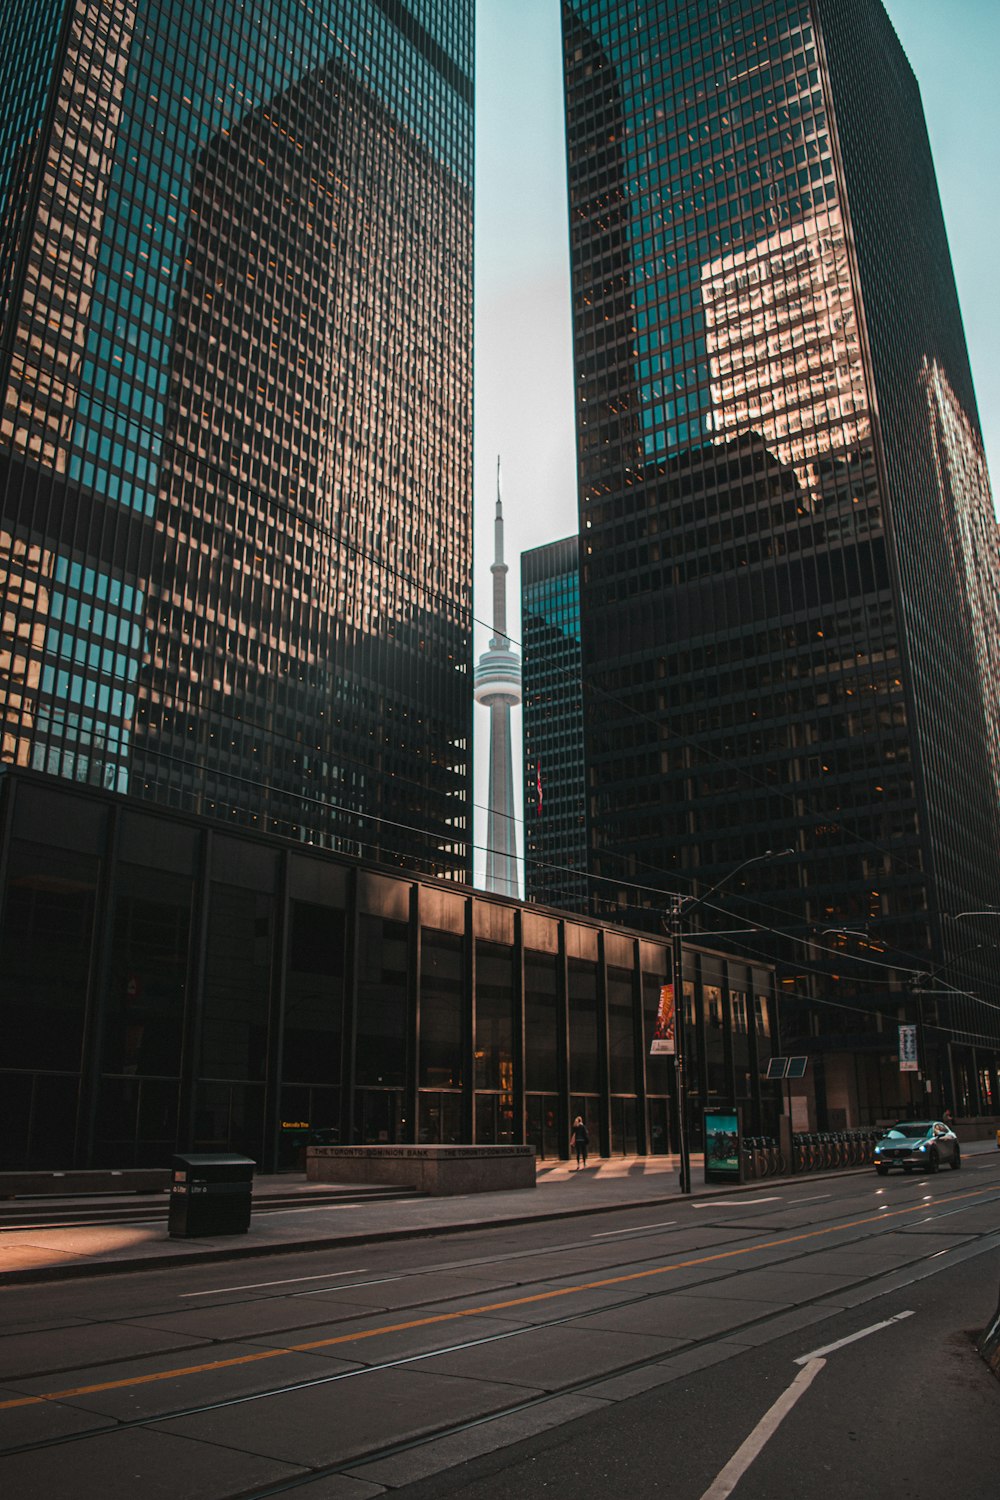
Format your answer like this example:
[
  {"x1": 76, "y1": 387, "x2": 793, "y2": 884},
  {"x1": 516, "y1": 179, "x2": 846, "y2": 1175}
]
[
  {"x1": 664, "y1": 848, "x2": 793, "y2": 1196},
  {"x1": 667, "y1": 894, "x2": 691, "y2": 1195}
]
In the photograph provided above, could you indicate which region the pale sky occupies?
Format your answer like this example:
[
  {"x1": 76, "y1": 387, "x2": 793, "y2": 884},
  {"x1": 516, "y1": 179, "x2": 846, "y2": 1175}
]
[{"x1": 471, "y1": 0, "x2": 1000, "y2": 890}]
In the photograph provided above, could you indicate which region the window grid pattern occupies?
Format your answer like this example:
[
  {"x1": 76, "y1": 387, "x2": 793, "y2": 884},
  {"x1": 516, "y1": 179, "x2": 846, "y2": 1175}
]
[
  {"x1": 521, "y1": 535, "x2": 588, "y2": 913},
  {"x1": 561, "y1": 0, "x2": 1000, "y2": 1061},
  {"x1": 0, "y1": 0, "x2": 473, "y2": 876}
]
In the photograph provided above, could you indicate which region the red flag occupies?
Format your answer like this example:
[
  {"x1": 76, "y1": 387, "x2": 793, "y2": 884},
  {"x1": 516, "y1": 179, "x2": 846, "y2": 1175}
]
[{"x1": 536, "y1": 757, "x2": 543, "y2": 815}]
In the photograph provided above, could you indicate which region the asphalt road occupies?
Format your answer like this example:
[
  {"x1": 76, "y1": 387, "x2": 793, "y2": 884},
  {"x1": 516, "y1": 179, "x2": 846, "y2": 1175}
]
[{"x1": 1, "y1": 1156, "x2": 999, "y2": 1498}]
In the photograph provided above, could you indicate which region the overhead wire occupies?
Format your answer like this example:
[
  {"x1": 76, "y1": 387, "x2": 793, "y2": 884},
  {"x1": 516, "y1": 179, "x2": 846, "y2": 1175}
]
[{"x1": 4, "y1": 347, "x2": 999, "y2": 1032}]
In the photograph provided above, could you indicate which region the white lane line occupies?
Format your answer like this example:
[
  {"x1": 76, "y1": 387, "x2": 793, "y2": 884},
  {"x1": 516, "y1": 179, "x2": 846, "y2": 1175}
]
[
  {"x1": 180, "y1": 1268, "x2": 368, "y2": 1298},
  {"x1": 692, "y1": 1198, "x2": 782, "y2": 1208},
  {"x1": 794, "y1": 1309, "x2": 914, "y2": 1364},
  {"x1": 591, "y1": 1220, "x2": 677, "y2": 1237},
  {"x1": 699, "y1": 1357, "x2": 826, "y2": 1500},
  {"x1": 295, "y1": 1276, "x2": 403, "y2": 1295},
  {"x1": 799, "y1": 1193, "x2": 832, "y2": 1201}
]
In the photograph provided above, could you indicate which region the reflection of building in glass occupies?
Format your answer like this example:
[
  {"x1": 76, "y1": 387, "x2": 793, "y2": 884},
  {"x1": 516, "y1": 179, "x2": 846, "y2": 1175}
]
[
  {"x1": 701, "y1": 209, "x2": 869, "y2": 470},
  {"x1": 921, "y1": 356, "x2": 1000, "y2": 805},
  {"x1": 563, "y1": 0, "x2": 1000, "y2": 1127},
  {"x1": 521, "y1": 536, "x2": 587, "y2": 913},
  {"x1": 0, "y1": 0, "x2": 473, "y2": 876}
]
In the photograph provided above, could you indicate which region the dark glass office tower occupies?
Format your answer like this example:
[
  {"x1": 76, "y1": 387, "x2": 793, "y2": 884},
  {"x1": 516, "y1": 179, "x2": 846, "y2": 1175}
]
[
  {"x1": 0, "y1": 0, "x2": 473, "y2": 877},
  {"x1": 562, "y1": 0, "x2": 1000, "y2": 1123},
  {"x1": 521, "y1": 535, "x2": 587, "y2": 911}
]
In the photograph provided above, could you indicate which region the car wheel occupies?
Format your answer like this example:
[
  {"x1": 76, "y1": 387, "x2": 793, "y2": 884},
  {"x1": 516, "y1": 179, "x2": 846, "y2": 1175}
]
[
  {"x1": 926, "y1": 1150, "x2": 938, "y2": 1173},
  {"x1": 876, "y1": 1164, "x2": 889, "y2": 1177},
  {"x1": 950, "y1": 1148, "x2": 961, "y2": 1170}
]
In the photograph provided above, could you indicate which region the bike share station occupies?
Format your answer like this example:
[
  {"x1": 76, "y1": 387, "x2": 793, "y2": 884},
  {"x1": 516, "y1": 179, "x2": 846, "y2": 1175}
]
[
  {"x1": 704, "y1": 1057, "x2": 809, "y2": 1184},
  {"x1": 768, "y1": 1054, "x2": 809, "y2": 1170}
]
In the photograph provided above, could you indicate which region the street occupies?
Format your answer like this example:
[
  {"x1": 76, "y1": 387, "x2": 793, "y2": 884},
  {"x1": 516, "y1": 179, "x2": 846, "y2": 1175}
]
[{"x1": 1, "y1": 1156, "x2": 999, "y2": 1498}]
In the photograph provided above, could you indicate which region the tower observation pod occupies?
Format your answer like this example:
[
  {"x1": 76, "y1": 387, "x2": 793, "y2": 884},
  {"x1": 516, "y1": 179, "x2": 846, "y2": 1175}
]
[{"x1": 475, "y1": 461, "x2": 522, "y2": 898}]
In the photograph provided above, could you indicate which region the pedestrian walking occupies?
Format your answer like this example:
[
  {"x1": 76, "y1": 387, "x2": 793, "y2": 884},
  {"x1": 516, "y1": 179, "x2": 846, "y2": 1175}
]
[{"x1": 570, "y1": 1116, "x2": 589, "y2": 1169}]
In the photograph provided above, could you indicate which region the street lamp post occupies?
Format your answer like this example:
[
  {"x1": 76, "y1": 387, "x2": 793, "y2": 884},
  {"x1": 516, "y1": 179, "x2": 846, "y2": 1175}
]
[
  {"x1": 666, "y1": 895, "x2": 691, "y2": 1194},
  {"x1": 665, "y1": 848, "x2": 793, "y2": 1196}
]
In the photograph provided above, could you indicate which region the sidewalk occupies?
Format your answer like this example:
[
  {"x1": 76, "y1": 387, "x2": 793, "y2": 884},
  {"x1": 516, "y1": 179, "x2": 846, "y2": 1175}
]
[{"x1": 1, "y1": 1144, "x2": 994, "y2": 1286}]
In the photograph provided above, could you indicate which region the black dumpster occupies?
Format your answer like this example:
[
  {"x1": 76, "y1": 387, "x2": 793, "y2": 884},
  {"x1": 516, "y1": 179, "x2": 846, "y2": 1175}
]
[{"x1": 168, "y1": 1153, "x2": 255, "y2": 1237}]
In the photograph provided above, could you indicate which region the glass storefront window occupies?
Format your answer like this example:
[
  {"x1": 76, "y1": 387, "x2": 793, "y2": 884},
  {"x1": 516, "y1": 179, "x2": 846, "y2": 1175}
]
[
  {"x1": 201, "y1": 884, "x2": 272, "y2": 1083},
  {"x1": 476, "y1": 1091, "x2": 514, "y2": 1145},
  {"x1": 283, "y1": 901, "x2": 345, "y2": 1087},
  {"x1": 0, "y1": 841, "x2": 97, "y2": 1071},
  {"x1": 475, "y1": 940, "x2": 513, "y2": 1091},
  {"x1": 355, "y1": 916, "x2": 408, "y2": 1088},
  {"x1": 194, "y1": 1080, "x2": 264, "y2": 1158},
  {"x1": 525, "y1": 948, "x2": 559, "y2": 1092},
  {"x1": 420, "y1": 927, "x2": 463, "y2": 1087},
  {"x1": 608, "y1": 964, "x2": 635, "y2": 1093},
  {"x1": 418, "y1": 1090, "x2": 461, "y2": 1143},
  {"x1": 730, "y1": 989, "x2": 751, "y2": 1100},
  {"x1": 354, "y1": 1088, "x2": 403, "y2": 1144},
  {"x1": 105, "y1": 863, "x2": 191, "y2": 1078},
  {"x1": 569, "y1": 956, "x2": 599, "y2": 1093},
  {"x1": 526, "y1": 1093, "x2": 560, "y2": 1158},
  {"x1": 704, "y1": 981, "x2": 726, "y2": 1098}
]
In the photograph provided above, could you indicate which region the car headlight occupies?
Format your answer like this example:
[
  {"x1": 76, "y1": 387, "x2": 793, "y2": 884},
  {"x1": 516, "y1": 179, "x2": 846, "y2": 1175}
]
[
  {"x1": 917, "y1": 1144, "x2": 927, "y2": 1151},
  {"x1": 874, "y1": 1147, "x2": 882, "y2": 1155}
]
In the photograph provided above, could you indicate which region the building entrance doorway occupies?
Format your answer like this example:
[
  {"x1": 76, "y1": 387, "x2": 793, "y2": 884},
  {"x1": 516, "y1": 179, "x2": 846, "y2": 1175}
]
[
  {"x1": 526, "y1": 1094, "x2": 560, "y2": 1159},
  {"x1": 353, "y1": 1089, "x2": 404, "y2": 1144}
]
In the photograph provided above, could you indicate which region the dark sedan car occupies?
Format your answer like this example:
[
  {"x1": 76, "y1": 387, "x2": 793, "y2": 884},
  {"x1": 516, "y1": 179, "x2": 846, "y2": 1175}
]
[{"x1": 873, "y1": 1120, "x2": 961, "y2": 1176}]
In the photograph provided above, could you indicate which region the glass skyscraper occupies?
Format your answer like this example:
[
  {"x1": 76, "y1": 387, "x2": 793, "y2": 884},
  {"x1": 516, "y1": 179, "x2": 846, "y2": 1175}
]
[
  {"x1": 562, "y1": 0, "x2": 1000, "y2": 1123},
  {"x1": 0, "y1": 0, "x2": 473, "y2": 877},
  {"x1": 521, "y1": 534, "x2": 588, "y2": 912}
]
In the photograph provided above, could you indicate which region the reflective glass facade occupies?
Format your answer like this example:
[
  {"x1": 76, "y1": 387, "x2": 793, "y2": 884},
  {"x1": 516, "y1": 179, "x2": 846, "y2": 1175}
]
[
  {"x1": 562, "y1": 0, "x2": 1000, "y2": 1123},
  {"x1": 0, "y1": 769, "x2": 778, "y2": 1167},
  {"x1": 0, "y1": 0, "x2": 473, "y2": 877},
  {"x1": 521, "y1": 535, "x2": 588, "y2": 911}
]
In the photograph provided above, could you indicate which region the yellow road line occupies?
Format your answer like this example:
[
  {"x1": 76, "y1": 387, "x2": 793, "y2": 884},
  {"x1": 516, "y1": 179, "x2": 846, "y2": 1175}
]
[{"x1": 1, "y1": 1184, "x2": 992, "y2": 1414}]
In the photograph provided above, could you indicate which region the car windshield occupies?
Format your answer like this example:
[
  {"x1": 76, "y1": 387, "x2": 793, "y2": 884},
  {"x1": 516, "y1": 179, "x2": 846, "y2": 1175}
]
[{"x1": 882, "y1": 1124, "x2": 932, "y2": 1139}]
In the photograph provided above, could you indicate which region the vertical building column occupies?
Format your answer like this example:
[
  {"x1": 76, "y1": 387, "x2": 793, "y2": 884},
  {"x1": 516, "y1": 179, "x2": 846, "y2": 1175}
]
[
  {"x1": 632, "y1": 938, "x2": 649, "y2": 1154},
  {"x1": 262, "y1": 848, "x2": 289, "y2": 1174},
  {"x1": 721, "y1": 960, "x2": 736, "y2": 1108},
  {"x1": 462, "y1": 898, "x2": 475, "y2": 1142},
  {"x1": 556, "y1": 920, "x2": 570, "y2": 1159},
  {"x1": 178, "y1": 827, "x2": 213, "y2": 1152},
  {"x1": 340, "y1": 868, "x2": 361, "y2": 1145},
  {"x1": 512, "y1": 907, "x2": 526, "y2": 1145},
  {"x1": 76, "y1": 800, "x2": 120, "y2": 1168},
  {"x1": 406, "y1": 884, "x2": 421, "y2": 1144},
  {"x1": 692, "y1": 952, "x2": 708, "y2": 1133},
  {"x1": 747, "y1": 976, "x2": 764, "y2": 1135},
  {"x1": 596, "y1": 929, "x2": 611, "y2": 1156}
]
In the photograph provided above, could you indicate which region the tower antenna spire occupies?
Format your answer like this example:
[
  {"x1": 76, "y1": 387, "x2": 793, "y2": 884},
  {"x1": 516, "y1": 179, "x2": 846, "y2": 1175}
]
[{"x1": 475, "y1": 458, "x2": 521, "y2": 897}]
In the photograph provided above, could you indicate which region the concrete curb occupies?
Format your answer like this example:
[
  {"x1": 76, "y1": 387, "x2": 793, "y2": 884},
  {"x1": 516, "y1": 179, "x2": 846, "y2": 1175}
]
[{"x1": 0, "y1": 1164, "x2": 875, "y2": 1287}]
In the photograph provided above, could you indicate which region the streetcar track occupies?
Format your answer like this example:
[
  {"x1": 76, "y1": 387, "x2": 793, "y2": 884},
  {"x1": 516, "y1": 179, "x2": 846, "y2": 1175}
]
[
  {"x1": 0, "y1": 1171, "x2": 998, "y2": 1477},
  {"x1": 1, "y1": 1172, "x2": 997, "y2": 1386},
  {"x1": 3, "y1": 1218, "x2": 997, "y2": 1487}
]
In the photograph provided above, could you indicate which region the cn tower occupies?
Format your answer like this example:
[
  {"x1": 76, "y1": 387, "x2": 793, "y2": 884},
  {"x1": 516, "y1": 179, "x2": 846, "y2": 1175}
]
[{"x1": 474, "y1": 461, "x2": 522, "y2": 897}]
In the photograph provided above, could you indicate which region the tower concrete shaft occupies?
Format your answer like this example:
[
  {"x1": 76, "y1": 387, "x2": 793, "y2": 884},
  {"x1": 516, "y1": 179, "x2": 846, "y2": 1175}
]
[{"x1": 475, "y1": 463, "x2": 522, "y2": 897}]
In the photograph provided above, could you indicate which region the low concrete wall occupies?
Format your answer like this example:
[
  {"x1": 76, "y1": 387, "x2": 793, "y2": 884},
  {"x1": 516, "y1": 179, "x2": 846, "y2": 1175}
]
[
  {"x1": 0, "y1": 1169, "x2": 170, "y2": 1199},
  {"x1": 954, "y1": 1117, "x2": 1000, "y2": 1144},
  {"x1": 306, "y1": 1145, "x2": 536, "y2": 1196}
]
